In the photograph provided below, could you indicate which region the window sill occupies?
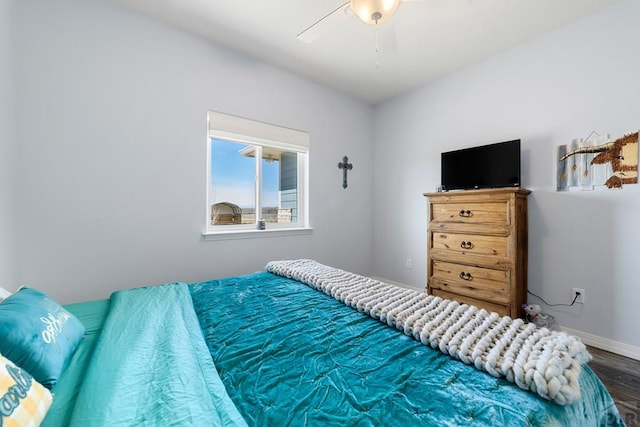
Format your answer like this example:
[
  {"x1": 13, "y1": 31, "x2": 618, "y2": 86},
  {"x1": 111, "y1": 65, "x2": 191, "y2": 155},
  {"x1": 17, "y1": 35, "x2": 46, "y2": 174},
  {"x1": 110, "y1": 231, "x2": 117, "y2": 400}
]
[{"x1": 202, "y1": 227, "x2": 313, "y2": 241}]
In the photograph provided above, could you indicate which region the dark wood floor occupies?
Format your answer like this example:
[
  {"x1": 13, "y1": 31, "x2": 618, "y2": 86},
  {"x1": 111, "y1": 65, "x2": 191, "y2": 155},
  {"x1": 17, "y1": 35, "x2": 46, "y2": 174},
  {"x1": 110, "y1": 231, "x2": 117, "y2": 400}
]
[{"x1": 588, "y1": 346, "x2": 640, "y2": 426}]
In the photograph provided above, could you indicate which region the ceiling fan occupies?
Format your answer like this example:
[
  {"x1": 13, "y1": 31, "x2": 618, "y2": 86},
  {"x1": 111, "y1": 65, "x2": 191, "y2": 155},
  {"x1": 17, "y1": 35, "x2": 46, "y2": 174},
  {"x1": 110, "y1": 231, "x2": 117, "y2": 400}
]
[{"x1": 297, "y1": 0, "x2": 425, "y2": 44}]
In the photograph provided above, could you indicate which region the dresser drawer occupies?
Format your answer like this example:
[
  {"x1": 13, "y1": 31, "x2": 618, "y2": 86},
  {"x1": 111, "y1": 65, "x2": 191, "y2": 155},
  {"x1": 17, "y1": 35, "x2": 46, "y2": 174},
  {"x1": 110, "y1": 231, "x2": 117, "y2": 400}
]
[
  {"x1": 430, "y1": 288, "x2": 509, "y2": 316},
  {"x1": 430, "y1": 231, "x2": 508, "y2": 257},
  {"x1": 430, "y1": 260, "x2": 511, "y2": 296},
  {"x1": 430, "y1": 201, "x2": 509, "y2": 225}
]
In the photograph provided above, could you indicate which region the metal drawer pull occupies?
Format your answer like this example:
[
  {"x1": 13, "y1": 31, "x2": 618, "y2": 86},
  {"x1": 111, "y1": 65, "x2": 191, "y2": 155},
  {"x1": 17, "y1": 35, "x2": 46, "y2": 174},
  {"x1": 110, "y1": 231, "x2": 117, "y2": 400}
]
[
  {"x1": 459, "y1": 272, "x2": 472, "y2": 281},
  {"x1": 460, "y1": 241, "x2": 474, "y2": 249},
  {"x1": 458, "y1": 210, "x2": 472, "y2": 217}
]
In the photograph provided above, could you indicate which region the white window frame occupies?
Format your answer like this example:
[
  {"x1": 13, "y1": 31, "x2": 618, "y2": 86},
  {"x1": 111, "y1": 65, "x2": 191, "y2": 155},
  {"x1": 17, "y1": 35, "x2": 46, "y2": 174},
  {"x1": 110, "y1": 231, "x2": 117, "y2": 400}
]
[{"x1": 203, "y1": 111, "x2": 311, "y2": 239}]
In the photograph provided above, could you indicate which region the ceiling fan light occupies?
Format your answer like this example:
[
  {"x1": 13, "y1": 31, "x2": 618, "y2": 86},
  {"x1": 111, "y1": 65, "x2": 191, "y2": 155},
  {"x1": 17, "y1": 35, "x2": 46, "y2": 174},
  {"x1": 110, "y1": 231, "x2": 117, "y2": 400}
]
[{"x1": 351, "y1": 0, "x2": 400, "y2": 25}]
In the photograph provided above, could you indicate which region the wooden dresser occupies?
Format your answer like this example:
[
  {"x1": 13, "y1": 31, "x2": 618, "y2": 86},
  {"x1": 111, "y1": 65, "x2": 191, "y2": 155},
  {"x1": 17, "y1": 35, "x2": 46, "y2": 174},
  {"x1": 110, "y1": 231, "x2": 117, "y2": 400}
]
[{"x1": 423, "y1": 188, "x2": 530, "y2": 318}]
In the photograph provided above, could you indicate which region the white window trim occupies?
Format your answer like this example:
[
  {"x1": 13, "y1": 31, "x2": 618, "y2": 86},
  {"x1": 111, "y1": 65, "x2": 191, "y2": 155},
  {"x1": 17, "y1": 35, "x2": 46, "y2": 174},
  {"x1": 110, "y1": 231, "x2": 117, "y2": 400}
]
[
  {"x1": 204, "y1": 111, "x2": 311, "y2": 237},
  {"x1": 202, "y1": 227, "x2": 313, "y2": 241}
]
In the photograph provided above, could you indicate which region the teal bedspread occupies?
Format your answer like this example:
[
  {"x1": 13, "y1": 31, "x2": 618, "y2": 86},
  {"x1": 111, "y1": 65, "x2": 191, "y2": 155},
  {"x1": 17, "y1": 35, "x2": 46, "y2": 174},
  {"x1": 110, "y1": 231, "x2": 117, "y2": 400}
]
[
  {"x1": 67, "y1": 284, "x2": 246, "y2": 427},
  {"x1": 190, "y1": 272, "x2": 624, "y2": 427},
  {"x1": 43, "y1": 299, "x2": 110, "y2": 427}
]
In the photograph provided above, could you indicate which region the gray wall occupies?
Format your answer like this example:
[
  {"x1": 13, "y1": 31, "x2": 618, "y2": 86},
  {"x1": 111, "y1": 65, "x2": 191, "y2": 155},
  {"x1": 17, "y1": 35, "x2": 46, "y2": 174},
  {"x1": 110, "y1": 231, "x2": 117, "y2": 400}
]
[
  {"x1": 12, "y1": 0, "x2": 374, "y2": 303},
  {"x1": 373, "y1": 0, "x2": 640, "y2": 348},
  {"x1": 0, "y1": 0, "x2": 16, "y2": 289}
]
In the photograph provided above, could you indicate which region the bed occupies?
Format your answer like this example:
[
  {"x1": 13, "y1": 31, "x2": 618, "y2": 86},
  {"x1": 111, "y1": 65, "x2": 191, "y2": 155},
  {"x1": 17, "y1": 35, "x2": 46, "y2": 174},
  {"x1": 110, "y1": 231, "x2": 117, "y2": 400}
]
[{"x1": 0, "y1": 260, "x2": 625, "y2": 426}]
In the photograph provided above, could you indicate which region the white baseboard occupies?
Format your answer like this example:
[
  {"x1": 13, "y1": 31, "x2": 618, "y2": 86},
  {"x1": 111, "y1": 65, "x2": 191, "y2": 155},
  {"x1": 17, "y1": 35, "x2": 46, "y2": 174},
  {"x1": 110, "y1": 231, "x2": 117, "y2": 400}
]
[
  {"x1": 559, "y1": 326, "x2": 640, "y2": 361},
  {"x1": 371, "y1": 276, "x2": 425, "y2": 292},
  {"x1": 373, "y1": 277, "x2": 640, "y2": 361}
]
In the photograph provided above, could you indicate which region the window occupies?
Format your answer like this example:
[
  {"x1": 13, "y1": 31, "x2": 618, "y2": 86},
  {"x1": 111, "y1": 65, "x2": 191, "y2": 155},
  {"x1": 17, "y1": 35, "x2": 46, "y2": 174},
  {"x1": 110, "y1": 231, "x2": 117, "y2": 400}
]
[{"x1": 205, "y1": 111, "x2": 310, "y2": 236}]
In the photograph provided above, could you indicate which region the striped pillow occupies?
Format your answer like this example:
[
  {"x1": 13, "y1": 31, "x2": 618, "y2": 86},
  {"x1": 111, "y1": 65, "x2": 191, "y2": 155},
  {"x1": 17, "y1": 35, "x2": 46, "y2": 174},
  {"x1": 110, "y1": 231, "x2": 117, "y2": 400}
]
[{"x1": 0, "y1": 353, "x2": 52, "y2": 427}]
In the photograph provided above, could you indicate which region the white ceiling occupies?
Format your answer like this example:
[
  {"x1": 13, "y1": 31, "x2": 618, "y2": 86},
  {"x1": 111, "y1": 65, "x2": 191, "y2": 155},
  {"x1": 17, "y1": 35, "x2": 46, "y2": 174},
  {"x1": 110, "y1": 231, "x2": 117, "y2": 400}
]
[{"x1": 115, "y1": 0, "x2": 619, "y2": 105}]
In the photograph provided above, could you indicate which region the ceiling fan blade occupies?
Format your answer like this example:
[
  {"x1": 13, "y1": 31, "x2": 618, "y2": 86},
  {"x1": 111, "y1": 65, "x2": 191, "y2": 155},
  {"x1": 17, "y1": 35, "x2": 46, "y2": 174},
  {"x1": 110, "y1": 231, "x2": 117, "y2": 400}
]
[{"x1": 297, "y1": 1, "x2": 351, "y2": 43}]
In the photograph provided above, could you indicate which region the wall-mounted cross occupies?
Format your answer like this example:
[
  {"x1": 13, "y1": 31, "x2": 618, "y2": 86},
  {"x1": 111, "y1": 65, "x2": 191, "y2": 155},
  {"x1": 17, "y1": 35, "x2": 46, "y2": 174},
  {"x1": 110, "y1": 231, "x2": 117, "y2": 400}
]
[{"x1": 338, "y1": 156, "x2": 353, "y2": 189}]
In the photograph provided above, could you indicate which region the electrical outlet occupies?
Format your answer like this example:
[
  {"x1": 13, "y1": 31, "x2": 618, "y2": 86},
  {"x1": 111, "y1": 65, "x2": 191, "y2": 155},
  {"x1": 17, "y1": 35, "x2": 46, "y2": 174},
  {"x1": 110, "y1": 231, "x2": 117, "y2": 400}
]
[
  {"x1": 406, "y1": 258, "x2": 413, "y2": 269},
  {"x1": 572, "y1": 288, "x2": 585, "y2": 304}
]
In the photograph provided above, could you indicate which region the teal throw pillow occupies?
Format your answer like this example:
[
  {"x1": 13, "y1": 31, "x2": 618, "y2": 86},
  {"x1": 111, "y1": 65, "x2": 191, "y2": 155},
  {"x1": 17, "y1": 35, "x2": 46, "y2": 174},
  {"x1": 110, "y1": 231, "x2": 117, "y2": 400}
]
[{"x1": 0, "y1": 287, "x2": 85, "y2": 389}]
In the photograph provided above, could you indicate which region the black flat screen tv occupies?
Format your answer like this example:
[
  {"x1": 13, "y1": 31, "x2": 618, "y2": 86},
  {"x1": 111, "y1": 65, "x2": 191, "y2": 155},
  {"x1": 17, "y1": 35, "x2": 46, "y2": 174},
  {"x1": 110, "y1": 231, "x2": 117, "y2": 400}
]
[{"x1": 441, "y1": 140, "x2": 521, "y2": 191}]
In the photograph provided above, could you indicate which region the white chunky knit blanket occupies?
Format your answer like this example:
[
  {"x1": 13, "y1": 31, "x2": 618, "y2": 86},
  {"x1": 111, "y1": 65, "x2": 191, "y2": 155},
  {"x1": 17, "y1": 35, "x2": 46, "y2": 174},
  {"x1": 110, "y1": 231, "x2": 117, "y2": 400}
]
[{"x1": 266, "y1": 259, "x2": 591, "y2": 405}]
